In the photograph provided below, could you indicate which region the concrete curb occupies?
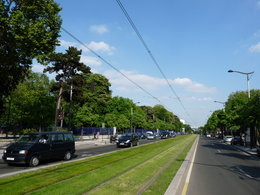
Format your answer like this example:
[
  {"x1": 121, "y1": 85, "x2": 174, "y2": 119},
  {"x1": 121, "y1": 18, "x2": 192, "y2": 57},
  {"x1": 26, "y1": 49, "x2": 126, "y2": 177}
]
[{"x1": 164, "y1": 136, "x2": 199, "y2": 195}]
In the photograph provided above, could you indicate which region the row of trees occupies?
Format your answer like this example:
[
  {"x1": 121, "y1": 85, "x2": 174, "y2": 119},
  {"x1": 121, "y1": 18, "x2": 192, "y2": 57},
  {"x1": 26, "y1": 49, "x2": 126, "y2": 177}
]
[
  {"x1": 0, "y1": 1, "x2": 191, "y2": 134},
  {"x1": 0, "y1": 47, "x2": 187, "y2": 133},
  {"x1": 203, "y1": 90, "x2": 260, "y2": 142}
]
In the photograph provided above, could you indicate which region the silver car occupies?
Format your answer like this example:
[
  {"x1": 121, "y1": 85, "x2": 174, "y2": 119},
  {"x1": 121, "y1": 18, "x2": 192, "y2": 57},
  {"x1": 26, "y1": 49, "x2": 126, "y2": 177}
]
[{"x1": 147, "y1": 134, "x2": 156, "y2": 140}]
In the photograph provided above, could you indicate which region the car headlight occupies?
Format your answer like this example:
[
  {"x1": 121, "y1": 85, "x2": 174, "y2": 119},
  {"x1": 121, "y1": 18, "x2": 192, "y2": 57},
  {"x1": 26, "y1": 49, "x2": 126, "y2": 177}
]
[
  {"x1": 4, "y1": 149, "x2": 7, "y2": 154},
  {"x1": 126, "y1": 140, "x2": 130, "y2": 143},
  {"x1": 19, "y1": 150, "x2": 28, "y2": 154}
]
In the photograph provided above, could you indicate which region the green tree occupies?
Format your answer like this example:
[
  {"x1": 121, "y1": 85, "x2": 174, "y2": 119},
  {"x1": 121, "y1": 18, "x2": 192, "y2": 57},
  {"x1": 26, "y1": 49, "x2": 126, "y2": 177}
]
[
  {"x1": 0, "y1": 0, "x2": 62, "y2": 116},
  {"x1": 73, "y1": 104, "x2": 99, "y2": 128},
  {"x1": 43, "y1": 46, "x2": 91, "y2": 128},
  {"x1": 81, "y1": 73, "x2": 112, "y2": 127},
  {"x1": 117, "y1": 114, "x2": 130, "y2": 133},
  {"x1": 104, "y1": 113, "x2": 117, "y2": 128}
]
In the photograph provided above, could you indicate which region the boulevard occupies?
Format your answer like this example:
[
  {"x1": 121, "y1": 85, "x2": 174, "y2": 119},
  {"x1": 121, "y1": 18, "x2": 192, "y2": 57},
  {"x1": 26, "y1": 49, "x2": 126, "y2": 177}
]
[{"x1": 186, "y1": 135, "x2": 260, "y2": 195}]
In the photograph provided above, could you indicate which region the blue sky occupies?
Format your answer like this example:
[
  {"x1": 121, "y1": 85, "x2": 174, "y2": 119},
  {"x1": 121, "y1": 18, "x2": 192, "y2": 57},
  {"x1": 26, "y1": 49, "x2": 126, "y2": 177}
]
[{"x1": 32, "y1": 0, "x2": 260, "y2": 128}]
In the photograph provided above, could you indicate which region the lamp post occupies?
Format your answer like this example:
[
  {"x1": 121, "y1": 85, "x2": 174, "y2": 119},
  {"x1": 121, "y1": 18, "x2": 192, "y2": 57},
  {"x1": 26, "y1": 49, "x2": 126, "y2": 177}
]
[
  {"x1": 54, "y1": 81, "x2": 95, "y2": 132},
  {"x1": 16, "y1": 104, "x2": 23, "y2": 137},
  {"x1": 214, "y1": 101, "x2": 225, "y2": 112},
  {"x1": 228, "y1": 69, "x2": 255, "y2": 148},
  {"x1": 131, "y1": 102, "x2": 140, "y2": 133}
]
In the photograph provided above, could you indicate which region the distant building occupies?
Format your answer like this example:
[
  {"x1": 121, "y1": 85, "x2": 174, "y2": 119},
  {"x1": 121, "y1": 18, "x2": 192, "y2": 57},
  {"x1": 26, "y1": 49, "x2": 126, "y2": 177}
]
[{"x1": 180, "y1": 119, "x2": 185, "y2": 133}]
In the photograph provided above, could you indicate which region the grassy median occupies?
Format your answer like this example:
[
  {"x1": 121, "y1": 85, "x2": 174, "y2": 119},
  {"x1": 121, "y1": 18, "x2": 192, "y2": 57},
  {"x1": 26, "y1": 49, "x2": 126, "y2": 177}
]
[{"x1": 0, "y1": 134, "x2": 197, "y2": 195}]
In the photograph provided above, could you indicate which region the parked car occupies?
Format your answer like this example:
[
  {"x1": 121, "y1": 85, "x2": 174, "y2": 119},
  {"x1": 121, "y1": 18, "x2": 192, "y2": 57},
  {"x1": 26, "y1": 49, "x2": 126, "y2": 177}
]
[
  {"x1": 211, "y1": 134, "x2": 215, "y2": 138},
  {"x1": 224, "y1": 135, "x2": 233, "y2": 142},
  {"x1": 2, "y1": 132, "x2": 75, "y2": 166},
  {"x1": 170, "y1": 133, "x2": 176, "y2": 137},
  {"x1": 218, "y1": 134, "x2": 223, "y2": 139},
  {"x1": 215, "y1": 134, "x2": 219, "y2": 138},
  {"x1": 206, "y1": 133, "x2": 211, "y2": 138},
  {"x1": 116, "y1": 134, "x2": 139, "y2": 147},
  {"x1": 140, "y1": 133, "x2": 147, "y2": 139},
  {"x1": 231, "y1": 137, "x2": 244, "y2": 146},
  {"x1": 147, "y1": 134, "x2": 156, "y2": 140},
  {"x1": 161, "y1": 132, "x2": 170, "y2": 139}
]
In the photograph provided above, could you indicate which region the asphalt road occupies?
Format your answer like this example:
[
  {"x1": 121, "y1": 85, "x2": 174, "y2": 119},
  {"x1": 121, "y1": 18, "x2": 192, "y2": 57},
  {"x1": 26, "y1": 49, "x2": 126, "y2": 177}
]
[
  {"x1": 0, "y1": 136, "x2": 165, "y2": 177},
  {"x1": 186, "y1": 135, "x2": 260, "y2": 195}
]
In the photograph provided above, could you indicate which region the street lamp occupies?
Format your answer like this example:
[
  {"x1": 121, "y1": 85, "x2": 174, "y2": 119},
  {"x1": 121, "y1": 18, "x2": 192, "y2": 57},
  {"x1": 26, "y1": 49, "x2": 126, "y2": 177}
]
[
  {"x1": 16, "y1": 104, "x2": 23, "y2": 137},
  {"x1": 228, "y1": 70, "x2": 254, "y2": 103},
  {"x1": 228, "y1": 69, "x2": 255, "y2": 148},
  {"x1": 54, "y1": 81, "x2": 95, "y2": 132},
  {"x1": 131, "y1": 102, "x2": 140, "y2": 133},
  {"x1": 214, "y1": 101, "x2": 225, "y2": 112}
]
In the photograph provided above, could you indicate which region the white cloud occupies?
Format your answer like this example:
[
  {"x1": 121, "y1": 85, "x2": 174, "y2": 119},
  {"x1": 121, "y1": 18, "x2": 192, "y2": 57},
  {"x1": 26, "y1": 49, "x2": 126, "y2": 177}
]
[
  {"x1": 198, "y1": 97, "x2": 213, "y2": 101},
  {"x1": 59, "y1": 40, "x2": 115, "y2": 55},
  {"x1": 80, "y1": 55, "x2": 102, "y2": 66},
  {"x1": 104, "y1": 70, "x2": 217, "y2": 94},
  {"x1": 172, "y1": 78, "x2": 217, "y2": 93},
  {"x1": 103, "y1": 69, "x2": 168, "y2": 90},
  {"x1": 32, "y1": 64, "x2": 44, "y2": 73},
  {"x1": 86, "y1": 41, "x2": 115, "y2": 55},
  {"x1": 59, "y1": 40, "x2": 78, "y2": 48},
  {"x1": 249, "y1": 42, "x2": 260, "y2": 52},
  {"x1": 116, "y1": 87, "x2": 130, "y2": 93},
  {"x1": 90, "y1": 25, "x2": 108, "y2": 35}
]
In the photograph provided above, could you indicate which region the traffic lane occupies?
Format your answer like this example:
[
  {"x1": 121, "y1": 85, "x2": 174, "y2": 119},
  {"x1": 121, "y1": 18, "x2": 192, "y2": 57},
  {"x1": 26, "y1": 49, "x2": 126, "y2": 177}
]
[
  {"x1": 0, "y1": 137, "x2": 164, "y2": 176},
  {"x1": 186, "y1": 136, "x2": 260, "y2": 195}
]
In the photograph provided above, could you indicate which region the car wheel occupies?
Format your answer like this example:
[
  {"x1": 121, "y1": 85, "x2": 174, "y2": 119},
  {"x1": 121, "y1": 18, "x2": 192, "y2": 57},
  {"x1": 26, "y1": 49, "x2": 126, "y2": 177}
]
[
  {"x1": 64, "y1": 151, "x2": 72, "y2": 160},
  {"x1": 29, "y1": 155, "x2": 40, "y2": 167}
]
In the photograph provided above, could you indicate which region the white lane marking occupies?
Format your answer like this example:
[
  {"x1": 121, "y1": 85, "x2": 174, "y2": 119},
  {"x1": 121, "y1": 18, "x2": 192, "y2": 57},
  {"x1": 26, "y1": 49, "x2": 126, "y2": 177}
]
[
  {"x1": 236, "y1": 167, "x2": 252, "y2": 178},
  {"x1": 181, "y1": 137, "x2": 199, "y2": 195},
  {"x1": 218, "y1": 150, "x2": 221, "y2": 153}
]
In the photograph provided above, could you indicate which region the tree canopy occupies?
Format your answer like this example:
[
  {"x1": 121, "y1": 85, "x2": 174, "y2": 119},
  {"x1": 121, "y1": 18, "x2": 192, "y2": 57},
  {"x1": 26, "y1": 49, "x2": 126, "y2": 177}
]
[{"x1": 0, "y1": 0, "x2": 62, "y2": 116}]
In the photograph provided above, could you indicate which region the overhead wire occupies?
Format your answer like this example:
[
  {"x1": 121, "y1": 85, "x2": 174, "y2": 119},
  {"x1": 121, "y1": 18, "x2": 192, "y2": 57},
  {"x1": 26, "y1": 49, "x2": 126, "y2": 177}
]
[
  {"x1": 116, "y1": 0, "x2": 195, "y2": 124},
  {"x1": 60, "y1": 26, "x2": 180, "y2": 118}
]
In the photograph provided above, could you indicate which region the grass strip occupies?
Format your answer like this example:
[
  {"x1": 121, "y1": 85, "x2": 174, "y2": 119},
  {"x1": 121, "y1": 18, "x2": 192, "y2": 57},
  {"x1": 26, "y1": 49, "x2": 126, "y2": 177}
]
[
  {"x1": 141, "y1": 135, "x2": 197, "y2": 195},
  {"x1": 0, "y1": 135, "x2": 190, "y2": 195},
  {"x1": 86, "y1": 135, "x2": 197, "y2": 195},
  {"x1": 28, "y1": 136, "x2": 191, "y2": 195}
]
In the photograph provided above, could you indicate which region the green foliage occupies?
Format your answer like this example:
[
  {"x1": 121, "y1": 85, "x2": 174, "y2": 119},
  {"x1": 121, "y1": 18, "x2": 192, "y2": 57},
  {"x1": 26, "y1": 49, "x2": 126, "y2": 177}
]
[
  {"x1": 0, "y1": 0, "x2": 62, "y2": 116},
  {"x1": 73, "y1": 104, "x2": 99, "y2": 127},
  {"x1": 22, "y1": 128, "x2": 37, "y2": 134},
  {"x1": 0, "y1": 71, "x2": 56, "y2": 126}
]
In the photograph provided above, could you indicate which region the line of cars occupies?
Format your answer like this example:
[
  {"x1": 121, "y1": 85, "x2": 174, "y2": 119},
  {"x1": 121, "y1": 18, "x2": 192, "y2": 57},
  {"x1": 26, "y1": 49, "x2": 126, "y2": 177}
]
[
  {"x1": 206, "y1": 133, "x2": 245, "y2": 146},
  {"x1": 116, "y1": 131, "x2": 177, "y2": 148}
]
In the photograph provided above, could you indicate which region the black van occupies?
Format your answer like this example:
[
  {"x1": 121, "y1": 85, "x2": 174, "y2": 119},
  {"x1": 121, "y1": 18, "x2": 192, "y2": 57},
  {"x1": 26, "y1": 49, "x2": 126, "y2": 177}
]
[{"x1": 2, "y1": 132, "x2": 75, "y2": 166}]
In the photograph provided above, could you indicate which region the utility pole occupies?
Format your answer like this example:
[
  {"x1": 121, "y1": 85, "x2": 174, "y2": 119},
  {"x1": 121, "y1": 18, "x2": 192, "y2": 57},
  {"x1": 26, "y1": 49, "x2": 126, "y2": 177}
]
[{"x1": 55, "y1": 81, "x2": 95, "y2": 131}]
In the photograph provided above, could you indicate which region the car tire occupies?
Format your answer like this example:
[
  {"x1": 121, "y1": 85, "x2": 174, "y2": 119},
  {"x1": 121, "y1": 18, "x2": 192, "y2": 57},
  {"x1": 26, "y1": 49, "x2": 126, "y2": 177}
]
[
  {"x1": 64, "y1": 151, "x2": 72, "y2": 160},
  {"x1": 29, "y1": 155, "x2": 40, "y2": 167}
]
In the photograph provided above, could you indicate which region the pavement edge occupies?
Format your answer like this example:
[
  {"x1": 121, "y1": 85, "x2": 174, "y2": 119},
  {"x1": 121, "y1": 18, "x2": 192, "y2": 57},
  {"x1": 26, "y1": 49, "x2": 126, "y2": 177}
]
[{"x1": 164, "y1": 135, "x2": 199, "y2": 195}]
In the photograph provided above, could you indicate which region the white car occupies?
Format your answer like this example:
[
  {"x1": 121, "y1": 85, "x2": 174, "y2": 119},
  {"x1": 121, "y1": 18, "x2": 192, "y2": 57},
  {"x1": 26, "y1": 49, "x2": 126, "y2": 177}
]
[
  {"x1": 206, "y1": 133, "x2": 211, "y2": 138},
  {"x1": 224, "y1": 136, "x2": 233, "y2": 142},
  {"x1": 147, "y1": 134, "x2": 156, "y2": 140}
]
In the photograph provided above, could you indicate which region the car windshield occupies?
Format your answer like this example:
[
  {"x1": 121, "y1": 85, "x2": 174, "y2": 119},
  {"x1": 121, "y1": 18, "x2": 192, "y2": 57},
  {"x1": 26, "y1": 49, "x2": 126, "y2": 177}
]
[
  {"x1": 121, "y1": 136, "x2": 131, "y2": 139},
  {"x1": 16, "y1": 134, "x2": 39, "y2": 143}
]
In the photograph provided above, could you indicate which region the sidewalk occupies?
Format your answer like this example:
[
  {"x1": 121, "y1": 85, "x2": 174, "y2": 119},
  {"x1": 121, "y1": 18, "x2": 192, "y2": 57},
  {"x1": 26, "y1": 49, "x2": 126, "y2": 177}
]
[
  {"x1": 231, "y1": 144, "x2": 257, "y2": 155},
  {"x1": 0, "y1": 136, "x2": 115, "y2": 154}
]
